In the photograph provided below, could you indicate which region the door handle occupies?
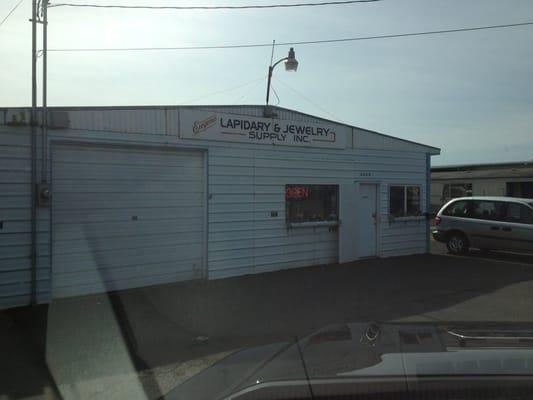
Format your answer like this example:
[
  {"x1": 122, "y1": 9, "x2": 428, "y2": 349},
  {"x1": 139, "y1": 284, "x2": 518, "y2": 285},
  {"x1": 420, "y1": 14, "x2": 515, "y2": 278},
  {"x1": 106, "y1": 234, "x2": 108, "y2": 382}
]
[
  {"x1": 502, "y1": 227, "x2": 512, "y2": 232},
  {"x1": 490, "y1": 226, "x2": 500, "y2": 231}
]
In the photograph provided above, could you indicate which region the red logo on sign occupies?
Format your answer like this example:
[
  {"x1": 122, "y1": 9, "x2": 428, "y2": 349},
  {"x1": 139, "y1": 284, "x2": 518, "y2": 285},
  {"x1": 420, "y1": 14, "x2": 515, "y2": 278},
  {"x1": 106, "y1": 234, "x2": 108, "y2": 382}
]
[{"x1": 193, "y1": 114, "x2": 217, "y2": 135}]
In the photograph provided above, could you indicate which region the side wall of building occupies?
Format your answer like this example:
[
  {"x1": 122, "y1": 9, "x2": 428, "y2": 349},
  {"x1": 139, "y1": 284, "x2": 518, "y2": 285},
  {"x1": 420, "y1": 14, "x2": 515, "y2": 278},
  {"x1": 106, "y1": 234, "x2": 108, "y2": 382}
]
[{"x1": 0, "y1": 108, "x2": 432, "y2": 308}]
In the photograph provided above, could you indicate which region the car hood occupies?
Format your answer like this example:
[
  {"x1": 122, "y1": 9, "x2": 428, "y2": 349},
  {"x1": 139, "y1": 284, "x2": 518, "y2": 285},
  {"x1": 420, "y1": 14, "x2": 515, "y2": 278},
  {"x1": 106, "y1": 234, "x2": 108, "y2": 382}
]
[{"x1": 165, "y1": 322, "x2": 533, "y2": 400}]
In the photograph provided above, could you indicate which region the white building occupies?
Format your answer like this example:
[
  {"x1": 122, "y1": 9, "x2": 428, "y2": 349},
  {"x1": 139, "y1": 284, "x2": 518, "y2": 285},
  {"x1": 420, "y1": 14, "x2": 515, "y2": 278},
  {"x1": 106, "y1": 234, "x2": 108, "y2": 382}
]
[{"x1": 0, "y1": 105, "x2": 440, "y2": 309}]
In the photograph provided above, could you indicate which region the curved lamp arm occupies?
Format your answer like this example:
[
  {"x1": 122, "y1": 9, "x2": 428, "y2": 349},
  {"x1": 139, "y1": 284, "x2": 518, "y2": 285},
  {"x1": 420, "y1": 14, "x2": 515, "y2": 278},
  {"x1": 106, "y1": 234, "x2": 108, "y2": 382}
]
[{"x1": 265, "y1": 48, "x2": 298, "y2": 105}]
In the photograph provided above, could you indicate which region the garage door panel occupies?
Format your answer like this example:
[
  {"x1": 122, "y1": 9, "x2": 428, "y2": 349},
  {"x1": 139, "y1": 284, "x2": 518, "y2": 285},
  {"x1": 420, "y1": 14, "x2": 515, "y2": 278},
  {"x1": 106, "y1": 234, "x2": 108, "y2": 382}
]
[
  {"x1": 53, "y1": 164, "x2": 203, "y2": 181},
  {"x1": 54, "y1": 149, "x2": 203, "y2": 167},
  {"x1": 54, "y1": 266, "x2": 202, "y2": 297},
  {"x1": 53, "y1": 180, "x2": 204, "y2": 194},
  {"x1": 53, "y1": 242, "x2": 203, "y2": 271},
  {"x1": 54, "y1": 219, "x2": 201, "y2": 241},
  {"x1": 53, "y1": 206, "x2": 203, "y2": 224},
  {"x1": 53, "y1": 193, "x2": 203, "y2": 210},
  {"x1": 53, "y1": 231, "x2": 203, "y2": 254},
  {"x1": 54, "y1": 259, "x2": 203, "y2": 287},
  {"x1": 52, "y1": 144, "x2": 205, "y2": 298}
]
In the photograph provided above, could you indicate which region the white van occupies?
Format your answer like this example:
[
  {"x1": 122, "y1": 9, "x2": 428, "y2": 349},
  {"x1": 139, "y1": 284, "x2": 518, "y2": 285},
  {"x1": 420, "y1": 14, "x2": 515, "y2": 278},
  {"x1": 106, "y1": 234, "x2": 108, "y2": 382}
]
[{"x1": 432, "y1": 196, "x2": 533, "y2": 254}]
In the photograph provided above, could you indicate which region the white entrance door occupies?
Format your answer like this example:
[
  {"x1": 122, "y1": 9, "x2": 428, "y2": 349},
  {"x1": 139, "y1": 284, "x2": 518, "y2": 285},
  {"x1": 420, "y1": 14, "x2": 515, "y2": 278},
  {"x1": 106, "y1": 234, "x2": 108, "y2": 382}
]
[{"x1": 358, "y1": 183, "x2": 378, "y2": 258}]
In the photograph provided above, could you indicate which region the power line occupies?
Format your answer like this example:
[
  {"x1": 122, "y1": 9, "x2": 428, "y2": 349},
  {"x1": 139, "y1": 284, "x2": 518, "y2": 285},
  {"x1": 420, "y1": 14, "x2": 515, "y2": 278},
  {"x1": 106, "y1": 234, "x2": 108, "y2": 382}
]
[
  {"x1": 49, "y1": 0, "x2": 380, "y2": 10},
  {"x1": 274, "y1": 76, "x2": 345, "y2": 123},
  {"x1": 181, "y1": 75, "x2": 266, "y2": 104},
  {"x1": 47, "y1": 21, "x2": 533, "y2": 53},
  {"x1": 271, "y1": 84, "x2": 281, "y2": 106},
  {"x1": 235, "y1": 78, "x2": 265, "y2": 103},
  {"x1": 0, "y1": 0, "x2": 25, "y2": 28}
]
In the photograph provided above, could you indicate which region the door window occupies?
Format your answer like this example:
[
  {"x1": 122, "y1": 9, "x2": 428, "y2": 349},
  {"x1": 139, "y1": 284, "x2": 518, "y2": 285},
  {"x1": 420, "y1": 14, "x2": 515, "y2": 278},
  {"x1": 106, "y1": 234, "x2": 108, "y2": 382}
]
[
  {"x1": 505, "y1": 203, "x2": 533, "y2": 224},
  {"x1": 470, "y1": 201, "x2": 505, "y2": 221},
  {"x1": 442, "y1": 200, "x2": 470, "y2": 217}
]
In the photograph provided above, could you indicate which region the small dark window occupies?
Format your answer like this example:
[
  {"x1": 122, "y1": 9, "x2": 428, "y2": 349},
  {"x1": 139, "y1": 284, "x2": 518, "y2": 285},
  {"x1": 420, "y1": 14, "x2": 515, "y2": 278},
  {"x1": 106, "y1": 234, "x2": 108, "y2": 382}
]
[
  {"x1": 389, "y1": 185, "x2": 422, "y2": 217},
  {"x1": 443, "y1": 200, "x2": 470, "y2": 217},
  {"x1": 441, "y1": 183, "x2": 472, "y2": 202},
  {"x1": 407, "y1": 186, "x2": 421, "y2": 215},
  {"x1": 389, "y1": 186, "x2": 405, "y2": 216},
  {"x1": 470, "y1": 201, "x2": 506, "y2": 221},
  {"x1": 286, "y1": 185, "x2": 338, "y2": 223},
  {"x1": 505, "y1": 203, "x2": 533, "y2": 224}
]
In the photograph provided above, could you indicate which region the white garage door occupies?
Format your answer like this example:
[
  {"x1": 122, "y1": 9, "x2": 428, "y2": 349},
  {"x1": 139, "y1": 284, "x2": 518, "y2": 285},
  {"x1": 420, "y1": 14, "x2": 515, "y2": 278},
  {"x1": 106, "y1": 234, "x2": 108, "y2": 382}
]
[{"x1": 51, "y1": 143, "x2": 205, "y2": 298}]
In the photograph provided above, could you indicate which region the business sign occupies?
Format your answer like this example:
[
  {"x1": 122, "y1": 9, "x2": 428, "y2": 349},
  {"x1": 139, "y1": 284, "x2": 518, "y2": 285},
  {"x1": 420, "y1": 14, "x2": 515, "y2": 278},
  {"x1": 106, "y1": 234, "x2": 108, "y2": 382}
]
[
  {"x1": 285, "y1": 185, "x2": 310, "y2": 200},
  {"x1": 180, "y1": 109, "x2": 345, "y2": 149}
]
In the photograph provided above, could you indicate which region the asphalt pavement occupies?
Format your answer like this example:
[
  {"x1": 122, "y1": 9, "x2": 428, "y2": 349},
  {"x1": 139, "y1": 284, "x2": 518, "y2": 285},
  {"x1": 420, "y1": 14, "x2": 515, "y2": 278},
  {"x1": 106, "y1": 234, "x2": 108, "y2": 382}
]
[{"x1": 2, "y1": 248, "x2": 533, "y2": 400}]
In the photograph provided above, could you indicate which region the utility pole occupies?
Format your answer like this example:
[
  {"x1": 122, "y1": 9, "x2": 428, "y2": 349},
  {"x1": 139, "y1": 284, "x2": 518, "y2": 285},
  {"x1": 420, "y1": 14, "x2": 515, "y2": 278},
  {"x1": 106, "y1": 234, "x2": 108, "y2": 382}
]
[
  {"x1": 41, "y1": 0, "x2": 48, "y2": 183},
  {"x1": 30, "y1": 0, "x2": 38, "y2": 305},
  {"x1": 29, "y1": 0, "x2": 50, "y2": 306}
]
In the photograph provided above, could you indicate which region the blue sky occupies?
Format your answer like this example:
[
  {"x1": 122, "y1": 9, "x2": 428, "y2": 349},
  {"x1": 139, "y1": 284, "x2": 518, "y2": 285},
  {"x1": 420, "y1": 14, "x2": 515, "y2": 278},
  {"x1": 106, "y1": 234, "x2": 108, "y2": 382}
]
[{"x1": 1, "y1": 0, "x2": 532, "y2": 165}]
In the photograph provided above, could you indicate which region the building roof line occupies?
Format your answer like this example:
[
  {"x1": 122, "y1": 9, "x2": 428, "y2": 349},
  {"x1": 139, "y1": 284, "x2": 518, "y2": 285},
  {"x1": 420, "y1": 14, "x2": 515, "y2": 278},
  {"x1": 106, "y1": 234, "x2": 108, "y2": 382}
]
[{"x1": 0, "y1": 104, "x2": 440, "y2": 153}]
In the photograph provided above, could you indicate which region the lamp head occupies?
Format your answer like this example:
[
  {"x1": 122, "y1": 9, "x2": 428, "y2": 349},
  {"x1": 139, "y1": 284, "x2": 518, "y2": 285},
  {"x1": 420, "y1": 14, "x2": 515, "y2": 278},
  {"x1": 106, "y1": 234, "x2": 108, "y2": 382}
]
[{"x1": 284, "y1": 47, "x2": 298, "y2": 71}]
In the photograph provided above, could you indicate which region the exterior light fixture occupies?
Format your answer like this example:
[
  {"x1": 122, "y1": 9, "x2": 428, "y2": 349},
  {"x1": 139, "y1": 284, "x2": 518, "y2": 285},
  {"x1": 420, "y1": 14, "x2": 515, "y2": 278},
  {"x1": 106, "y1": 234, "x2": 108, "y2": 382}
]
[{"x1": 266, "y1": 47, "x2": 299, "y2": 106}]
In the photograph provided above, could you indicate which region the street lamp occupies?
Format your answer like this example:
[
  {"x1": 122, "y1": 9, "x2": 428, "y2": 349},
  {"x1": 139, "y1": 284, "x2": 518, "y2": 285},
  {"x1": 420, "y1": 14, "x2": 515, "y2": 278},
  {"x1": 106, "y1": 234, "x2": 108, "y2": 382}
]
[{"x1": 265, "y1": 47, "x2": 298, "y2": 106}]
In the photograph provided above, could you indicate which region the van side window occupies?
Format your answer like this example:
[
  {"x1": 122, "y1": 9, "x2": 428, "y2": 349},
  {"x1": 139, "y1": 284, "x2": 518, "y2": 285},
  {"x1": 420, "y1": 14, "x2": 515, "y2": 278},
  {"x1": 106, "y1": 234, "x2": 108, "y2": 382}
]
[
  {"x1": 470, "y1": 201, "x2": 505, "y2": 221},
  {"x1": 506, "y1": 203, "x2": 533, "y2": 224},
  {"x1": 442, "y1": 200, "x2": 469, "y2": 217}
]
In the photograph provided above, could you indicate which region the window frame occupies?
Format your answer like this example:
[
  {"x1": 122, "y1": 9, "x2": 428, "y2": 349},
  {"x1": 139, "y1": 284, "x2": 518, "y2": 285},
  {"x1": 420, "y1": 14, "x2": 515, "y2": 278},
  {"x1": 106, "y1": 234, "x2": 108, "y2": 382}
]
[
  {"x1": 389, "y1": 184, "x2": 423, "y2": 219},
  {"x1": 285, "y1": 184, "x2": 339, "y2": 226}
]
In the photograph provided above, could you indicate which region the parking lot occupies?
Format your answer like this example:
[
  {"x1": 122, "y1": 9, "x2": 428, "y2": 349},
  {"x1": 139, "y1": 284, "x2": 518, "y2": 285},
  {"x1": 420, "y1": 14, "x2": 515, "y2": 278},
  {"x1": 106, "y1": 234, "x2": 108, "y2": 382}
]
[{"x1": 3, "y1": 248, "x2": 533, "y2": 399}]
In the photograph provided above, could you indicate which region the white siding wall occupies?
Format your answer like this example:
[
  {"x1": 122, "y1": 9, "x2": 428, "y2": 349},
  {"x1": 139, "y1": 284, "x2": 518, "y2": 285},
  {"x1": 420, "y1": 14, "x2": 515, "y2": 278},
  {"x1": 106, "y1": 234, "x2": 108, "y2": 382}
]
[
  {"x1": 0, "y1": 127, "x2": 50, "y2": 308},
  {"x1": 0, "y1": 106, "x2": 434, "y2": 308},
  {"x1": 355, "y1": 150, "x2": 428, "y2": 258},
  {"x1": 206, "y1": 144, "x2": 352, "y2": 279}
]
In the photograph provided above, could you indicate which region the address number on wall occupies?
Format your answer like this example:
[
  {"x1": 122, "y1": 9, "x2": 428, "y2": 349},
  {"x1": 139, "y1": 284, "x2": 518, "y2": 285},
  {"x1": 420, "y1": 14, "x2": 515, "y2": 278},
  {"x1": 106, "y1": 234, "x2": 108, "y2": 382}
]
[{"x1": 359, "y1": 172, "x2": 372, "y2": 177}]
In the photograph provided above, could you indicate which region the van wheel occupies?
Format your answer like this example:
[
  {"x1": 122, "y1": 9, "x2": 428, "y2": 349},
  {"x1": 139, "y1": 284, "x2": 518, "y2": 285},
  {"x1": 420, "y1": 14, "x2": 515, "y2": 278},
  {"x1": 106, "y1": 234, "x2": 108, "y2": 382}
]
[{"x1": 446, "y1": 233, "x2": 469, "y2": 255}]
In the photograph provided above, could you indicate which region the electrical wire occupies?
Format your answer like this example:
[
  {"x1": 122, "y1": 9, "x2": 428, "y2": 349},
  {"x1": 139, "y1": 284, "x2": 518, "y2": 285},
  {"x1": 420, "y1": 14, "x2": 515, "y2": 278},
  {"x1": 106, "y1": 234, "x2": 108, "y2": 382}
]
[
  {"x1": 181, "y1": 76, "x2": 265, "y2": 104},
  {"x1": 235, "y1": 77, "x2": 265, "y2": 103},
  {"x1": 49, "y1": 0, "x2": 380, "y2": 10},
  {"x1": 0, "y1": 0, "x2": 25, "y2": 28},
  {"x1": 46, "y1": 21, "x2": 533, "y2": 53},
  {"x1": 270, "y1": 84, "x2": 281, "y2": 106},
  {"x1": 274, "y1": 76, "x2": 345, "y2": 122}
]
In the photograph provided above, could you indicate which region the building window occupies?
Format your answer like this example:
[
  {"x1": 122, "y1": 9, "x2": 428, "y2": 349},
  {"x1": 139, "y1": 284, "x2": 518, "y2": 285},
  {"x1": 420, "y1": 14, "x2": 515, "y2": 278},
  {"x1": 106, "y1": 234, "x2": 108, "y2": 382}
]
[
  {"x1": 285, "y1": 185, "x2": 339, "y2": 223},
  {"x1": 441, "y1": 183, "x2": 472, "y2": 202},
  {"x1": 389, "y1": 185, "x2": 422, "y2": 217}
]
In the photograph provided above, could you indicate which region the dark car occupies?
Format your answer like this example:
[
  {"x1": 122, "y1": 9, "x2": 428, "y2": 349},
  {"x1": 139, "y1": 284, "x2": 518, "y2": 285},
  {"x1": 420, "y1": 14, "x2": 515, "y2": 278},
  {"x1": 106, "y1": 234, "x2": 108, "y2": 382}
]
[{"x1": 166, "y1": 322, "x2": 533, "y2": 400}]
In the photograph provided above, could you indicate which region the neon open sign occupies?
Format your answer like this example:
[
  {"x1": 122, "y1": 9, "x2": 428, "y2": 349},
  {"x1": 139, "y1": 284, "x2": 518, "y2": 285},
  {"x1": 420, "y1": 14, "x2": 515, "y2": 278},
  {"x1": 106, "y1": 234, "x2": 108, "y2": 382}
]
[{"x1": 286, "y1": 186, "x2": 310, "y2": 200}]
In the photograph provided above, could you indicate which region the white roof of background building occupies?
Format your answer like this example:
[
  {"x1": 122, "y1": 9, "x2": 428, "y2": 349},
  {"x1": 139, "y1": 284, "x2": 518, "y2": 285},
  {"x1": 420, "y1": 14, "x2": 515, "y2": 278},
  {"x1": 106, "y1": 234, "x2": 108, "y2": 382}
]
[
  {"x1": 432, "y1": 161, "x2": 533, "y2": 180},
  {"x1": 0, "y1": 104, "x2": 440, "y2": 155}
]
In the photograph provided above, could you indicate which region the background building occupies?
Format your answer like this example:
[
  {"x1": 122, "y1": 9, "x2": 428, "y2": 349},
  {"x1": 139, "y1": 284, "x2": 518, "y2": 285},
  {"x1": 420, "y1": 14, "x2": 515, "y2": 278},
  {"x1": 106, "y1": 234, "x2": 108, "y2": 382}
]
[
  {"x1": 431, "y1": 161, "x2": 533, "y2": 212},
  {"x1": 0, "y1": 105, "x2": 439, "y2": 309}
]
